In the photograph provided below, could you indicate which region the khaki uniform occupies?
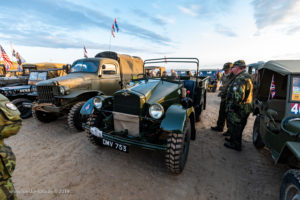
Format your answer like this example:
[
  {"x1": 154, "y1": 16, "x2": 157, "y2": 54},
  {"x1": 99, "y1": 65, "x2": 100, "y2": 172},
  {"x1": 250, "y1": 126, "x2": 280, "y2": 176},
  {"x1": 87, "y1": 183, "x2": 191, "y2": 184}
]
[{"x1": 0, "y1": 94, "x2": 22, "y2": 200}]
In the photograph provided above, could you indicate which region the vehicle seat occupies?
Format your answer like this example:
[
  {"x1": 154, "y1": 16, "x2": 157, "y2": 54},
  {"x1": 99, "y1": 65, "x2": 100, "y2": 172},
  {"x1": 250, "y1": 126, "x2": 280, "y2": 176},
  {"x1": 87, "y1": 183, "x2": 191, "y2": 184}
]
[
  {"x1": 267, "y1": 99, "x2": 286, "y2": 122},
  {"x1": 184, "y1": 80, "x2": 196, "y2": 98}
]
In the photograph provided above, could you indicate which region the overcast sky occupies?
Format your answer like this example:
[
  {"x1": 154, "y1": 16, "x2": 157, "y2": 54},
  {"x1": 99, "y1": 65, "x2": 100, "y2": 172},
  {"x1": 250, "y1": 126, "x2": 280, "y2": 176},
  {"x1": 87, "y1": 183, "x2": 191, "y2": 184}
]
[{"x1": 1, "y1": 0, "x2": 300, "y2": 68}]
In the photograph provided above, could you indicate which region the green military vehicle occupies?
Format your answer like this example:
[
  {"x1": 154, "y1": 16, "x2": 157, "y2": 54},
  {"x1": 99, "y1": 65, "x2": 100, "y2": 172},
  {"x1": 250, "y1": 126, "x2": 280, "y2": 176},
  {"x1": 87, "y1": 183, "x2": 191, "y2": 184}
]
[
  {"x1": 80, "y1": 57, "x2": 208, "y2": 174},
  {"x1": 252, "y1": 60, "x2": 300, "y2": 199},
  {"x1": 0, "y1": 63, "x2": 68, "y2": 119},
  {"x1": 32, "y1": 51, "x2": 144, "y2": 131},
  {"x1": 0, "y1": 64, "x2": 38, "y2": 87}
]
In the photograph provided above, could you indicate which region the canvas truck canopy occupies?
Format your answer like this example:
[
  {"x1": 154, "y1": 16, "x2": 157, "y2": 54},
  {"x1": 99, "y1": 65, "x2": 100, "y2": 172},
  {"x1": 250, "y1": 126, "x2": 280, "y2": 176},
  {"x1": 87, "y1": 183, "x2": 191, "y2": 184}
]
[
  {"x1": 95, "y1": 51, "x2": 144, "y2": 85},
  {"x1": 34, "y1": 63, "x2": 68, "y2": 78},
  {"x1": 259, "y1": 60, "x2": 300, "y2": 76},
  {"x1": 118, "y1": 54, "x2": 144, "y2": 84}
]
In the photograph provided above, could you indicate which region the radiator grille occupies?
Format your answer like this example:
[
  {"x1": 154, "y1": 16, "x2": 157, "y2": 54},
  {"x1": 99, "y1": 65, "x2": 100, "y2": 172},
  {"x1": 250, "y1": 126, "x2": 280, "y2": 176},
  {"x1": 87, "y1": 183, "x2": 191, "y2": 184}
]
[
  {"x1": 114, "y1": 93, "x2": 140, "y2": 115},
  {"x1": 37, "y1": 86, "x2": 59, "y2": 103}
]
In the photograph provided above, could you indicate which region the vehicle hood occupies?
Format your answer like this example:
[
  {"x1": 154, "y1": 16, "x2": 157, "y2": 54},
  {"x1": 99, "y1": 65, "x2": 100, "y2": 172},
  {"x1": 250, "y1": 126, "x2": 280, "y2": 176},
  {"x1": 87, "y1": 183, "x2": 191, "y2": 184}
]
[
  {"x1": 126, "y1": 79, "x2": 182, "y2": 104},
  {"x1": 36, "y1": 73, "x2": 97, "y2": 89},
  {"x1": 0, "y1": 85, "x2": 31, "y2": 91}
]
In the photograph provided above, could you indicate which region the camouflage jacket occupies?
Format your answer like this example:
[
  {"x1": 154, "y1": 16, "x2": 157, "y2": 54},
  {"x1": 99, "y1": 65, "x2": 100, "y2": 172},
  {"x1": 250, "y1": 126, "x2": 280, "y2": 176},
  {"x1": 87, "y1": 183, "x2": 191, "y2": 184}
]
[
  {"x1": 226, "y1": 71, "x2": 253, "y2": 115},
  {"x1": 219, "y1": 73, "x2": 235, "y2": 101}
]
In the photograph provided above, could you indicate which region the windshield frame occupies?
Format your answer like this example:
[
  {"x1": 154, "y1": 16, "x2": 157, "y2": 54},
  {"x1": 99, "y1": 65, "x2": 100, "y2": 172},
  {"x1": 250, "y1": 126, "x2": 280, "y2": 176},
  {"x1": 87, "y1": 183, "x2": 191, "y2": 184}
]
[{"x1": 70, "y1": 60, "x2": 100, "y2": 73}]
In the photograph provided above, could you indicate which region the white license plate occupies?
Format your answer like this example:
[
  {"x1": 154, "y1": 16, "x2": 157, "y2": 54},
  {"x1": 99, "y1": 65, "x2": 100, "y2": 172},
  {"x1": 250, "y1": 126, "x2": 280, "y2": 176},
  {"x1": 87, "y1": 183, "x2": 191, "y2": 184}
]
[{"x1": 102, "y1": 138, "x2": 128, "y2": 153}]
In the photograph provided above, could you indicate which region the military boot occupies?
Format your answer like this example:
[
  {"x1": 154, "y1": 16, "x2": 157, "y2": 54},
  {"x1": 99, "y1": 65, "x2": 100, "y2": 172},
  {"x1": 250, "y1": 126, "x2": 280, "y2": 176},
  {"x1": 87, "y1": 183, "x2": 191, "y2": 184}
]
[{"x1": 211, "y1": 126, "x2": 223, "y2": 132}]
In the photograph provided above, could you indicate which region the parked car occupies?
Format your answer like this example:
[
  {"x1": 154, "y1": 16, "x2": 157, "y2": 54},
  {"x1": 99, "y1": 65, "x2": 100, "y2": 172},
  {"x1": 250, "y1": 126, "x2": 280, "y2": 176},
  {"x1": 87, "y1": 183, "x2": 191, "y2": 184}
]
[
  {"x1": 0, "y1": 64, "x2": 68, "y2": 118},
  {"x1": 80, "y1": 57, "x2": 208, "y2": 174},
  {"x1": 32, "y1": 51, "x2": 144, "y2": 131},
  {"x1": 252, "y1": 60, "x2": 300, "y2": 200}
]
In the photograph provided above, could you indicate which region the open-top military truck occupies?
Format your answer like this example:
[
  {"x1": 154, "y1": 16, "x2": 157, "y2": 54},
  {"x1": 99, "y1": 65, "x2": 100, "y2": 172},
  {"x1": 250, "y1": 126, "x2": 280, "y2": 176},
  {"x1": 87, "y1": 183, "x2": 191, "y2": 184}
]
[
  {"x1": 199, "y1": 69, "x2": 220, "y2": 92},
  {"x1": 32, "y1": 51, "x2": 144, "y2": 131},
  {"x1": 251, "y1": 60, "x2": 300, "y2": 200},
  {"x1": 0, "y1": 63, "x2": 40, "y2": 87},
  {"x1": 80, "y1": 57, "x2": 208, "y2": 174},
  {"x1": 145, "y1": 66, "x2": 166, "y2": 77},
  {"x1": 0, "y1": 63, "x2": 69, "y2": 118}
]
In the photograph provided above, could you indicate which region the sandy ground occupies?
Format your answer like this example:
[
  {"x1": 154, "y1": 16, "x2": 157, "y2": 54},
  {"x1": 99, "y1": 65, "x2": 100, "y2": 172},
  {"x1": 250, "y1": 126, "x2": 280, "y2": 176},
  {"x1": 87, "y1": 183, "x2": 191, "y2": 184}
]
[{"x1": 5, "y1": 92, "x2": 287, "y2": 200}]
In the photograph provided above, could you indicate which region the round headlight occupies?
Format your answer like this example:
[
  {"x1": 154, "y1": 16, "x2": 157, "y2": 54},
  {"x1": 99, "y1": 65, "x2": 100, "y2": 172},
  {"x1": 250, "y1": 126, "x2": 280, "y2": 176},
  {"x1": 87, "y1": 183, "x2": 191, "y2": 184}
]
[
  {"x1": 59, "y1": 86, "x2": 65, "y2": 95},
  {"x1": 93, "y1": 97, "x2": 103, "y2": 110},
  {"x1": 149, "y1": 103, "x2": 164, "y2": 119}
]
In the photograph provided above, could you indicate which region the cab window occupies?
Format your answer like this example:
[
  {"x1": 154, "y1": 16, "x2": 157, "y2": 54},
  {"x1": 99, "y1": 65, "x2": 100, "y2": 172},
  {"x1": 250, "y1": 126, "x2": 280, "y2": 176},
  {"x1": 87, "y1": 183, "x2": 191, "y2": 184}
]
[{"x1": 102, "y1": 64, "x2": 117, "y2": 75}]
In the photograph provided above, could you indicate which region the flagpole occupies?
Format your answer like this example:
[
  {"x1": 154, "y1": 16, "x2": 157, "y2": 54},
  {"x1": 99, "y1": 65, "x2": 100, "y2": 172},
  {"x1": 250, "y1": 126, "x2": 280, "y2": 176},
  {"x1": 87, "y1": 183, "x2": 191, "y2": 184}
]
[{"x1": 108, "y1": 31, "x2": 112, "y2": 52}]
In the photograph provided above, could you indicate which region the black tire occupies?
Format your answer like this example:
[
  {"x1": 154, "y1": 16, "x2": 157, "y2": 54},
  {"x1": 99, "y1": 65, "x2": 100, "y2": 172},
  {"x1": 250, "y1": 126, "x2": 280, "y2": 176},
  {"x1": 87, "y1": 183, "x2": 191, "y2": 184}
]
[
  {"x1": 68, "y1": 101, "x2": 85, "y2": 131},
  {"x1": 32, "y1": 110, "x2": 58, "y2": 123},
  {"x1": 203, "y1": 90, "x2": 207, "y2": 110},
  {"x1": 253, "y1": 115, "x2": 265, "y2": 149},
  {"x1": 12, "y1": 98, "x2": 32, "y2": 119},
  {"x1": 195, "y1": 105, "x2": 203, "y2": 122},
  {"x1": 280, "y1": 169, "x2": 300, "y2": 200},
  {"x1": 165, "y1": 119, "x2": 191, "y2": 174},
  {"x1": 86, "y1": 114, "x2": 105, "y2": 146}
]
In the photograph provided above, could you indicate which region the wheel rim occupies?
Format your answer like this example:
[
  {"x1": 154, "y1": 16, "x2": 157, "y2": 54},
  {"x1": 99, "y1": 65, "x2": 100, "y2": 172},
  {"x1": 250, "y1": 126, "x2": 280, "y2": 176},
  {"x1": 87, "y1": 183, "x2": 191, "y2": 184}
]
[{"x1": 285, "y1": 184, "x2": 300, "y2": 200}]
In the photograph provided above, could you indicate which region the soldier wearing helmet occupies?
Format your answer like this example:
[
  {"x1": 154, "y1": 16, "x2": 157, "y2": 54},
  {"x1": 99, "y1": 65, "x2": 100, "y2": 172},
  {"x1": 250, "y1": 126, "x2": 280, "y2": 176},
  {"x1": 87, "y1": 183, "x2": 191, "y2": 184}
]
[
  {"x1": 211, "y1": 62, "x2": 235, "y2": 135},
  {"x1": 0, "y1": 94, "x2": 22, "y2": 199},
  {"x1": 224, "y1": 60, "x2": 253, "y2": 151}
]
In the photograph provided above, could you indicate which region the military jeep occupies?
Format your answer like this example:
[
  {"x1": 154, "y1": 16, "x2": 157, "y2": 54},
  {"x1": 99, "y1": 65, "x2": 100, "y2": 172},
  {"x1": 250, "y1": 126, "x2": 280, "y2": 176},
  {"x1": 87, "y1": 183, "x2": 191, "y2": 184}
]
[
  {"x1": 252, "y1": 60, "x2": 300, "y2": 199},
  {"x1": 199, "y1": 69, "x2": 220, "y2": 92},
  {"x1": 0, "y1": 64, "x2": 68, "y2": 119},
  {"x1": 0, "y1": 63, "x2": 45, "y2": 87},
  {"x1": 80, "y1": 57, "x2": 208, "y2": 174},
  {"x1": 32, "y1": 51, "x2": 144, "y2": 131}
]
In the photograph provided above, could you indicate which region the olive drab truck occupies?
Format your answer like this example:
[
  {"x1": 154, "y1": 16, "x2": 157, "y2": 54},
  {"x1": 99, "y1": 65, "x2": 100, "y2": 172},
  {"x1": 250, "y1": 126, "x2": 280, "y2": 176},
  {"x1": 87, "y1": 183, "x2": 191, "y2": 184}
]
[{"x1": 32, "y1": 51, "x2": 144, "y2": 131}]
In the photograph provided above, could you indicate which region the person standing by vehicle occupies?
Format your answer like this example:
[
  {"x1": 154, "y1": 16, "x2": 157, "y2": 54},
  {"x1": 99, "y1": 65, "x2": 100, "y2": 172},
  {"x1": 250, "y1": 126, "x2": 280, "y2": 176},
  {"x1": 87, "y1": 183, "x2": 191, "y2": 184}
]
[
  {"x1": 224, "y1": 60, "x2": 253, "y2": 151},
  {"x1": 211, "y1": 62, "x2": 234, "y2": 135},
  {"x1": 0, "y1": 94, "x2": 22, "y2": 199}
]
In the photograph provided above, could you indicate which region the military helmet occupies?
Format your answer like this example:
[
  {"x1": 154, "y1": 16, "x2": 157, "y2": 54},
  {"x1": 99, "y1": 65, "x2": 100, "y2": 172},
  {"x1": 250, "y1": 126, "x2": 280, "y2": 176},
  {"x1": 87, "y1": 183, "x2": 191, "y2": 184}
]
[
  {"x1": 233, "y1": 60, "x2": 246, "y2": 68},
  {"x1": 222, "y1": 62, "x2": 233, "y2": 71}
]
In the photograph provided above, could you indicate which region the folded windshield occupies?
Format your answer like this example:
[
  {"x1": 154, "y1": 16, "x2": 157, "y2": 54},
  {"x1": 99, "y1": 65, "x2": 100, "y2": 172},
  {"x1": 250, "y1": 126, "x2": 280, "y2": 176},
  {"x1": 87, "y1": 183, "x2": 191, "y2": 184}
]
[{"x1": 71, "y1": 60, "x2": 99, "y2": 73}]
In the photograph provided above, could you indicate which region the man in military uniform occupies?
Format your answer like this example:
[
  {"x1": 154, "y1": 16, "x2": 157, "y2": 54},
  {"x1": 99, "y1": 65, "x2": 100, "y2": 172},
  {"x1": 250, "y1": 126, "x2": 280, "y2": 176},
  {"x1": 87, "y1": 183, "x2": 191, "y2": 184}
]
[
  {"x1": 224, "y1": 60, "x2": 253, "y2": 151},
  {"x1": 211, "y1": 62, "x2": 235, "y2": 135},
  {"x1": 0, "y1": 94, "x2": 22, "y2": 199}
]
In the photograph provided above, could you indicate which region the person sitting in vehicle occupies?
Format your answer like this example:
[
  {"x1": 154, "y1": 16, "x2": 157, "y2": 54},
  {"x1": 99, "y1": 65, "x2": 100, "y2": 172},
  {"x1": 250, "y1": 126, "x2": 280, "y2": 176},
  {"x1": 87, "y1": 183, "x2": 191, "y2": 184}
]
[{"x1": 162, "y1": 71, "x2": 168, "y2": 78}]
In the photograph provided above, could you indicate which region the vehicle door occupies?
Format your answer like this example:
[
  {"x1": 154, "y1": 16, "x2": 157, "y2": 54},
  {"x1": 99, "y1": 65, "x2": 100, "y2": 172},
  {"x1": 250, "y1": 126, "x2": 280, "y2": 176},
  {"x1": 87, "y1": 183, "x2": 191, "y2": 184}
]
[
  {"x1": 261, "y1": 73, "x2": 288, "y2": 155},
  {"x1": 98, "y1": 63, "x2": 121, "y2": 95}
]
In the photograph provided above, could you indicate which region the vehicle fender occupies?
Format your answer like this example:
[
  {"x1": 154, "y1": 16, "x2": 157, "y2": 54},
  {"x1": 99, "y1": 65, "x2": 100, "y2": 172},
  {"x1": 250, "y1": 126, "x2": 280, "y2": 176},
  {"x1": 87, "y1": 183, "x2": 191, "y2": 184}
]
[
  {"x1": 80, "y1": 95, "x2": 112, "y2": 116},
  {"x1": 160, "y1": 104, "x2": 194, "y2": 133},
  {"x1": 276, "y1": 141, "x2": 300, "y2": 164},
  {"x1": 56, "y1": 90, "x2": 101, "y2": 99},
  {"x1": 80, "y1": 97, "x2": 95, "y2": 116}
]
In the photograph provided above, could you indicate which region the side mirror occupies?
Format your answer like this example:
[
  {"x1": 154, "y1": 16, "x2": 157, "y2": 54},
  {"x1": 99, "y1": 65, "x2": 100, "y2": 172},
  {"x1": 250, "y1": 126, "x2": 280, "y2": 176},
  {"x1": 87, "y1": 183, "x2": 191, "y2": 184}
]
[{"x1": 102, "y1": 65, "x2": 106, "y2": 69}]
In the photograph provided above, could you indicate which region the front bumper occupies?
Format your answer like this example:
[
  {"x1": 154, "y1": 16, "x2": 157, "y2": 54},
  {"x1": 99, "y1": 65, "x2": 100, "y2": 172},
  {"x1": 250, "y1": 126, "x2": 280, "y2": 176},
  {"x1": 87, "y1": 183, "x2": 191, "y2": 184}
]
[
  {"x1": 87, "y1": 125, "x2": 167, "y2": 151},
  {"x1": 32, "y1": 103, "x2": 62, "y2": 113}
]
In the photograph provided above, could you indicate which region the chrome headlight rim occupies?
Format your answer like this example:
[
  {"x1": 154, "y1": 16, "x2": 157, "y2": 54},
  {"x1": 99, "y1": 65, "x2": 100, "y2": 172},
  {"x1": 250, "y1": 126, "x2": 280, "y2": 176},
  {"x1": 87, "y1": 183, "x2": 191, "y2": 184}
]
[
  {"x1": 93, "y1": 97, "x2": 103, "y2": 110},
  {"x1": 149, "y1": 103, "x2": 164, "y2": 119},
  {"x1": 59, "y1": 86, "x2": 65, "y2": 95}
]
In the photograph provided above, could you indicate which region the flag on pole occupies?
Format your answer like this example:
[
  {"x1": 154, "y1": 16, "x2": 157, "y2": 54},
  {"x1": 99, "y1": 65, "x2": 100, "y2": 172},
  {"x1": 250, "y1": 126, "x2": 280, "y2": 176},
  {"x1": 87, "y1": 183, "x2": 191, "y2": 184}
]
[
  {"x1": 111, "y1": 18, "x2": 119, "y2": 38},
  {"x1": 111, "y1": 28, "x2": 115, "y2": 38},
  {"x1": 0, "y1": 45, "x2": 13, "y2": 70},
  {"x1": 270, "y1": 75, "x2": 276, "y2": 99},
  {"x1": 114, "y1": 18, "x2": 119, "y2": 32},
  {"x1": 11, "y1": 46, "x2": 25, "y2": 71},
  {"x1": 83, "y1": 46, "x2": 88, "y2": 58}
]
